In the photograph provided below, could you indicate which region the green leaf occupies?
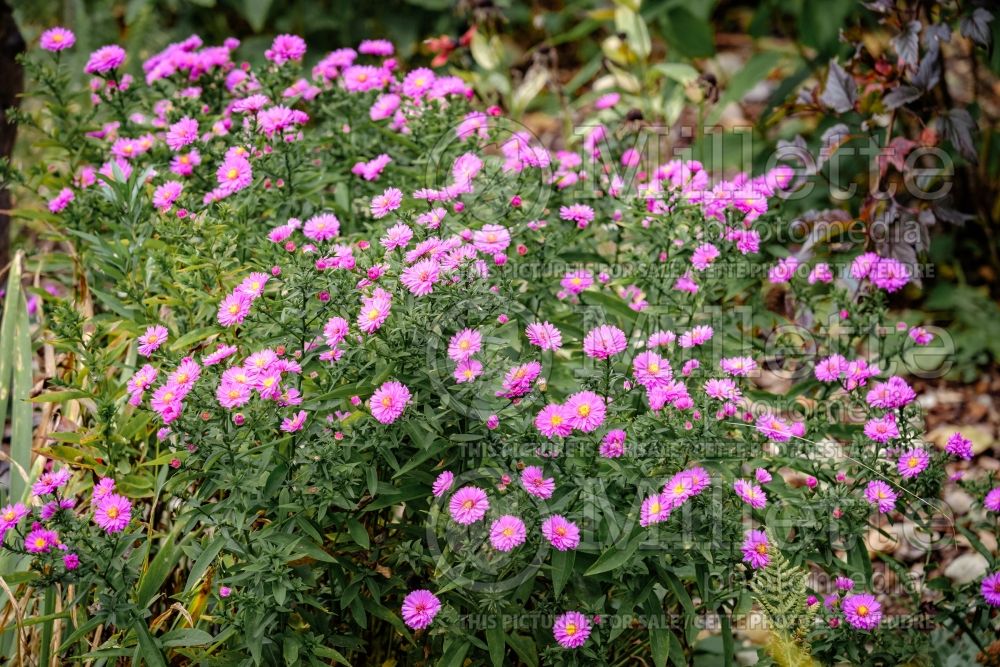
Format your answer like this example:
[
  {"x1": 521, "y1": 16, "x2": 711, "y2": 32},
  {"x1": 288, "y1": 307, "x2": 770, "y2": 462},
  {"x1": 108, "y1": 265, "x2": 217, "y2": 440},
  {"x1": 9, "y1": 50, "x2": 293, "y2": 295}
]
[
  {"x1": 707, "y1": 51, "x2": 782, "y2": 125},
  {"x1": 137, "y1": 528, "x2": 183, "y2": 609},
  {"x1": 347, "y1": 518, "x2": 370, "y2": 549},
  {"x1": 506, "y1": 634, "x2": 538, "y2": 667},
  {"x1": 30, "y1": 389, "x2": 93, "y2": 403},
  {"x1": 644, "y1": 596, "x2": 669, "y2": 667},
  {"x1": 437, "y1": 639, "x2": 471, "y2": 667},
  {"x1": 486, "y1": 618, "x2": 505, "y2": 667},
  {"x1": 241, "y1": 0, "x2": 273, "y2": 32},
  {"x1": 551, "y1": 548, "x2": 574, "y2": 595},
  {"x1": 131, "y1": 621, "x2": 167, "y2": 667},
  {"x1": 661, "y1": 6, "x2": 715, "y2": 58},
  {"x1": 584, "y1": 530, "x2": 641, "y2": 576},
  {"x1": 160, "y1": 629, "x2": 214, "y2": 647}
]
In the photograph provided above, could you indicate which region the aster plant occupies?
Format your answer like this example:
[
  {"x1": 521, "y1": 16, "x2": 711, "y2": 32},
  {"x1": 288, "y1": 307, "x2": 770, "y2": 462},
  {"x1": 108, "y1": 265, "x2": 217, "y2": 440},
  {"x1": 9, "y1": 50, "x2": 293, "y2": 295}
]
[{"x1": 0, "y1": 22, "x2": 997, "y2": 667}]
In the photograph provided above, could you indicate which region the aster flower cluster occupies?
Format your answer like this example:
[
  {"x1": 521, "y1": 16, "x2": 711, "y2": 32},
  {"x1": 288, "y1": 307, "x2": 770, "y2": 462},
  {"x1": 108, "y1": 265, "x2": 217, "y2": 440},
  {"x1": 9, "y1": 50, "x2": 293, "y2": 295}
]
[{"x1": 17, "y1": 26, "x2": 998, "y2": 665}]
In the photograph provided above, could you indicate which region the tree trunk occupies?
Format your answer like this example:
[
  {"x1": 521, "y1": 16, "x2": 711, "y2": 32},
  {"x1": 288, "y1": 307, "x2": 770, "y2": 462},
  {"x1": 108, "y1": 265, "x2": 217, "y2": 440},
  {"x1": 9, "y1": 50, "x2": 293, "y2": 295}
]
[{"x1": 0, "y1": 0, "x2": 24, "y2": 272}]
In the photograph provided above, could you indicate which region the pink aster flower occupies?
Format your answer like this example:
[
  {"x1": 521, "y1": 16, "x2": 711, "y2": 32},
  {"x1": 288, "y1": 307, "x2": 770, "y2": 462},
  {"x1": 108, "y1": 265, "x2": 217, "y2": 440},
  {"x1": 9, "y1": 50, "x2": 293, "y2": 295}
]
[
  {"x1": 741, "y1": 530, "x2": 770, "y2": 569},
  {"x1": 908, "y1": 326, "x2": 933, "y2": 345},
  {"x1": 237, "y1": 273, "x2": 269, "y2": 300},
  {"x1": 632, "y1": 351, "x2": 671, "y2": 389},
  {"x1": 865, "y1": 376, "x2": 916, "y2": 409},
  {"x1": 48, "y1": 187, "x2": 74, "y2": 213},
  {"x1": 453, "y1": 359, "x2": 483, "y2": 383},
  {"x1": 755, "y1": 468, "x2": 772, "y2": 484},
  {"x1": 691, "y1": 243, "x2": 720, "y2": 270},
  {"x1": 358, "y1": 290, "x2": 392, "y2": 334},
  {"x1": 449, "y1": 486, "x2": 489, "y2": 525},
  {"x1": 165, "y1": 117, "x2": 198, "y2": 151},
  {"x1": 768, "y1": 256, "x2": 800, "y2": 284},
  {"x1": 280, "y1": 410, "x2": 307, "y2": 433},
  {"x1": 640, "y1": 493, "x2": 671, "y2": 527},
  {"x1": 842, "y1": 593, "x2": 881, "y2": 630},
  {"x1": 560, "y1": 270, "x2": 593, "y2": 295},
  {"x1": 152, "y1": 181, "x2": 183, "y2": 212},
  {"x1": 583, "y1": 325, "x2": 627, "y2": 359},
  {"x1": 303, "y1": 213, "x2": 341, "y2": 242},
  {"x1": 25, "y1": 528, "x2": 60, "y2": 554},
  {"x1": 497, "y1": 362, "x2": 541, "y2": 399},
  {"x1": 564, "y1": 391, "x2": 606, "y2": 432},
  {"x1": 864, "y1": 480, "x2": 897, "y2": 513},
  {"x1": 869, "y1": 257, "x2": 909, "y2": 292},
  {"x1": 720, "y1": 356, "x2": 756, "y2": 377},
  {"x1": 85, "y1": 45, "x2": 126, "y2": 74},
  {"x1": 678, "y1": 325, "x2": 713, "y2": 348},
  {"x1": 704, "y1": 378, "x2": 740, "y2": 402},
  {"x1": 808, "y1": 263, "x2": 834, "y2": 284},
  {"x1": 359, "y1": 39, "x2": 394, "y2": 56},
  {"x1": 33, "y1": 468, "x2": 71, "y2": 496},
  {"x1": 595, "y1": 92, "x2": 620, "y2": 109},
  {"x1": 432, "y1": 471, "x2": 454, "y2": 497},
  {"x1": 864, "y1": 415, "x2": 899, "y2": 443},
  {"x1": 472, "y1": 225, "x2": 511, "y2": 254},
  {"x1": 379, "y1": 223, "x2": 413, "y2": 251},
  {"x1": 552, "y1": 611, "x2": 591, "y2": 649},
  {"x1": 370, "y1": 187, "x2": 402, "y2": 219},
  {"x1": 93, "y1": 493, "x2": 132, "y2": 533},
  {"x1": 945, "y1": 432, "x2": 973, "y2": 460},
  {"x1": 559, "y1": 204, "x2": 595, "y2": 228},
  {"x1": 985, "y1": 488, "x2": 1000, "y2": 511},
  {"x1": 265, "y1": 34, "x2": 307, "y2": 65},
  {"x1": 896, "y1": 448, "x2": 929, "y2": 478},
  {"x1": 40, "y1": 27, "x2": 76, "y2": 52},
  {"x1": 137, "y1": 325, "x2": 168, "y2": 357},
  {"x1": 217, "y1": 292, "x2": 252, "y2": 327},
  {"x1": 521, "y1": 466, "x2": 555, "y2": 500},
  {"x1": 489, "y1": 515, "x2": 527, "y2": 552},
  {"x1": 370, "y1": 94, "x2": 400, "y2": 121},
  {"x1": 369, "y1": 381, "x2": 411, "y2": 424},
  {"x1": 815, "y1": 354, "x2": 848, "y2": 382},
  {"x1": 448, "y1": 328, "x2": 482, "y2": 362},
  {"x1": 982, "y1": 572, "x2": 1000, "y2": 607},
  {"x1": 733, "y1": 479, "x2": 767, "y2": 509},
  {"x1": 401, "y1": 589, "x2": 441, "y2": 630},
  {"x1": 216, "y1": 155, "x2": 252, "y2": 195},
  {"x1": 400, "y1": 259, "x2": 440, "y2": 296},
  {"x1": 535, "y1": 404, "x2": 573, "y2": 439},
  {"x1": 541, "y1": 515, "x2": 580, "y2": 551},
  {"x1": 525, "y1": 322, "x2": 562, "y2": 350},
  {"x1": 0, "y1": 503, "x2": 29, "y2": 531},
  {"x1": 600, "y1": 429, "x2": 626, "y2": 458}
]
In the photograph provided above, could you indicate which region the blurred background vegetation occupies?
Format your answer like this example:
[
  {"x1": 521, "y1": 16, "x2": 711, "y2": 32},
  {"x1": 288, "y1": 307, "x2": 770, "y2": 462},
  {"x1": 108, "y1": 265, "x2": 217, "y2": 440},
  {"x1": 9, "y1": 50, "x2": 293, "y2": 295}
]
[{"x1": 5, "y1": 0, "x2": 1000, "y2": 379}]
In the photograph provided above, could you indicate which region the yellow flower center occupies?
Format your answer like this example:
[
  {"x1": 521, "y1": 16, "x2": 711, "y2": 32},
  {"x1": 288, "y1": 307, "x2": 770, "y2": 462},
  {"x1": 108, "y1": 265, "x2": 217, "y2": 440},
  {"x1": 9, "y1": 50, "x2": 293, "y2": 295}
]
[
  {"x1": 381, "y1": 397, "x2": 392, "y2": 407},
  {"x1": 565, "y1": 623, "x2": 577, "y2": 635},
  {"x1": 555, "y1": 526, "x2": 566, "y2": 536},
  {"x1": 857, "y1": 605, "x2": 868, "y2": 616},
  {"x1": 368, "y1": 308, "x2": 380, "y2": 320},
  {"x1": 106, "y1": 507, "x2": 119, "y2": 519},
  {"x1": 755, "y1": 544, "x2": 767, "y2": 554},
  {"x1": 34, "y1": 538, "x2": 47, "y2": 548},
  {"x1": 649, "y1": 363, "x2": 659, "y2": 373},
  {"x1": 357, "y1": 73, "x2": 368, "y2": 82},
  {"x1": 550, "y1": 414, "x2": 563, "y2": 425},
  {"x1": 226, "y1": 168, "x2": 238, "y2": 180},
  {"x1": 502, "y1": 528, "x2": 513, "y2": 537},
  {"x1": 577, "y1": 404, "x2": 590, "y2": 417},
  {"x1": 228, "y1": 304, "x2": 239, "y2": 314},
  {"x1": 3, "y1": 511, "x2": 14, "y2": 521},
  {"x1": 462, "y1": 500, "x2": 473, "y2": 509}
]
